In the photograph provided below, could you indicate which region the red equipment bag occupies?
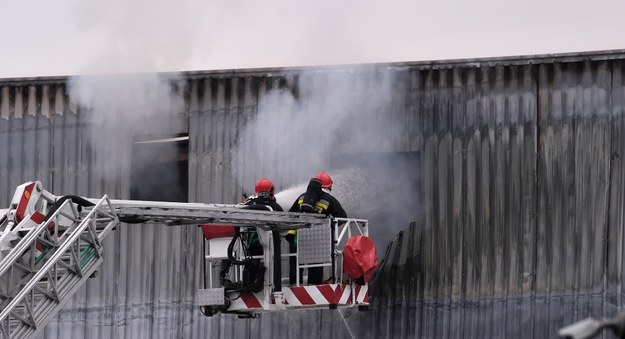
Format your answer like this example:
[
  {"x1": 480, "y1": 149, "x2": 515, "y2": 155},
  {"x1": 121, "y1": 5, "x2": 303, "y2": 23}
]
[
  {"x1": 343, "y1": 235, "x2": 378, "y2": 283},
  {"x1": 200, "y1": 224, "x2": 236, "y2": 240}
]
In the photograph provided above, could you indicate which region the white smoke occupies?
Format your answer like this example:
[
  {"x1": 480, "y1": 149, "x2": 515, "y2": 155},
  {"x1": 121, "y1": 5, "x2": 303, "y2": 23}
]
[
  {"x1": 237, "y1": 69, "x2": 420, "y2": 249},
  {"x1": 63, "y1": 0, "x2": 420, "y2": 247},
  {"x1": 275, "y1": 183, "x2": 307, "y2": 212},
  {"x1": 66, "y1": 0, "x2": 189, "y2": 198},
  {"x1": 236, "y1": 70, "x2": 396, "y2": 183},
  {"x1": 67, "y1": 74, "x2": 185, "y2": 197}
]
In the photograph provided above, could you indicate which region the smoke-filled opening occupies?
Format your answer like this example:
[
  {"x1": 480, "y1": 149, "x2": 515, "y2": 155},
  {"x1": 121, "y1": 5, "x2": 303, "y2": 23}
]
[
  {"x1": 327, "y1": 151, "x2": 421, "y2": 250},
  {"x1": 130, "y1": 133, "x2": 189, "y2": 202}
]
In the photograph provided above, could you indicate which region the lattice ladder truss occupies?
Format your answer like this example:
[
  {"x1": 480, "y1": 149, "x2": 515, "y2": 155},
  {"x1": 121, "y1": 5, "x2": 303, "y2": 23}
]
[
  {"x1": 0, "y1": 196, "x2": 118, "y2": 339},
  {"x1": 101, "y1": 199, "x2": 329, "y2": 231}
]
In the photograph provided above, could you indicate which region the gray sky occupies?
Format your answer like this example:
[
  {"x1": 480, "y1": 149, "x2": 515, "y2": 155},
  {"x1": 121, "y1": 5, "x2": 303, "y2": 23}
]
[{"x1": 0, "y1": 0, "x2": 623, "y2": 78}]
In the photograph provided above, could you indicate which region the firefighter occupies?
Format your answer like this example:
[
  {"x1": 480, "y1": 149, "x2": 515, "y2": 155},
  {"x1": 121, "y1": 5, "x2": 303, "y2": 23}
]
[
  {"x1": 241, "y1": 178, "x2": 283, "y2": 255},
  {"x1": 287, "y1": 171, "x2": 346, "y2": 285},
  {"x1": 243, "y1": 178, "x2": 283, "y2": 212}
]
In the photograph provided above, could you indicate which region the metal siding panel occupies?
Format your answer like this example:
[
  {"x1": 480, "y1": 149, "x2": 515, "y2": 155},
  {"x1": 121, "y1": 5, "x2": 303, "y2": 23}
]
[
  {"x1": 450, "y1": 132, "x2": 464, "y2": 339},
  {"x1": 225, "y1": 77, "x2": 241, "y2": 201},
  {"x1": 41, "y1": 86, "x2": 50, "y2": 118},
  {"x1": 14, "y1": 86, "x2": 23, "y2": 119},
  {"x1": 27, "y1": 86, "x2": 37, "y2": 116},
  {"x1": 607, "y1": 61, "x2": 625, "y2": 313},
  {"x1": 235, "y1": 77, "x2": 257, "y2": 199},
  {"x1": 479, "y1": 66, "x2": 496, "y2": 339},
  {"x1": 493, "y1": 66, "x2": 508, "y2": 300},
  {"x1": 372, "y1": 63, "x2": 540, "y2": 338},
  {"x1": 0, "y1": 86, "x2": 10, "y2": 119},
  {"x1": 521, "y1": 66, "x2": 538, "y2": 339},
  {"x1": 435, "y1": 85, "x2": 453, "y2": 338},
  {"x1": 0, "y1": 117, "x2": 8, "y2": 205},
  {"x1": 35, "y1": 97, "x2": 53, "y2": 187},
  {"x1": 54, "y1": 87, "x2": 64, "y2": 115},
  {"x1": 0, "y1": 88, "x2": 13, "y2": 204},
  {"x1": 536, "y1": 63, "x2": 551, "y2": 297},
  {"x1": 22, "y1": 102, "x2": 37, "y2": 182},
  {"x1": 212, "y1": 79, "x2": 227, "y2": 201},
  {"x1": 7, "y1": 116, "x2": 23, "y2": 189}
]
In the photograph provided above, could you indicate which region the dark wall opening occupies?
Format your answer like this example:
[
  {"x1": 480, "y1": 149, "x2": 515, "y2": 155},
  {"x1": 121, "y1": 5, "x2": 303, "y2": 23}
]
[{"x1": 130, "y1": 134, "x2": 189, "y2": 202}]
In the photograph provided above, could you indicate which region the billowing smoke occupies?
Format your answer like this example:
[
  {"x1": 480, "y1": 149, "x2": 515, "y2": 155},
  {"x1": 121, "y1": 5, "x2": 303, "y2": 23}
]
[
  {"x1": 63, "y1": 0, "x2": 420, "y2": 248},
  {"x1": 238, "y1": 69, "x2": 420, "y2": 250},
  {"x1": 67, "y1": 74, "x2": 185, "y2": 198},
  {"x1": 66, "y1": 0, "x2": 190, "y2": 199},
  {"x1": 237, "y1": 70, "x2": 393, "y2": 179}
]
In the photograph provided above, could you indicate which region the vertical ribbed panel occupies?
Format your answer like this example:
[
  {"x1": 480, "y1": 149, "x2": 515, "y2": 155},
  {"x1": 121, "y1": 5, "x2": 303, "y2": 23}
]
[
  {"x1": 372, "y1": 59, "x2": 625, "y2": 338},
  {"x1": 370, "y1": 63, "x2": 538, "y2": 338},
  {"x1": 609, "y1": 60, "x2": 625, "y2": 313},
  {"x1": 1, "y1": 52, "x2": 625, "y2": 338},
  {"x1": 0, "y1": 84, "x2": 56, "y2": 199},
  {"x1": 533, "y1": 60, "x2": 612, "y2": 335}
]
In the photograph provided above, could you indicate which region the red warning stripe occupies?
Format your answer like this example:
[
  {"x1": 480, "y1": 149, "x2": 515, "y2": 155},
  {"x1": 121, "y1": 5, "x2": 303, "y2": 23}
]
[
  {"x1": 31, "y1": 211, "x2": 46, "y2": 224},
  {"x1": 354, "y1": 285, "x2": 368, "y2": 302},
  {"x1": 316, "y1": 284, "x2": 344, "y2": 304},
  {"x1": 240, "y1": 293, "x2": 262, "y2": 308},
  {"x1": 16, "y1": 183, "x2": 36, "y2": 223},
  {"x1": 228, "y1": 284, "x2": 369, "y2": 311},
  {"x1": 289, "y1": 286, "x2": 316, "y2": 305}
]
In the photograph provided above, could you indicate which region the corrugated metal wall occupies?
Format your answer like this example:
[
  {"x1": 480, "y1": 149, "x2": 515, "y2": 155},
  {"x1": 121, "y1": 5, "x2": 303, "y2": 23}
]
[
  {"x1": 372, "y1": 57, "x2": 625, "y2": 338},
  {"x1": 1, "y1": 51, "x2": 625, "y2": 338}
]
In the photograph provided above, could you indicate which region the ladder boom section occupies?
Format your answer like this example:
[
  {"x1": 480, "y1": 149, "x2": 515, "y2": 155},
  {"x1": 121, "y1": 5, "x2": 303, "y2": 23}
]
[
  {"x1": 0, "y1": 195, "x2": 118, "y2": 339},
  {"x1": 95, "y1": 199, "x2": 328, "y2": 231},
  {"x1": 0, "y1": 181, "x2": 345, "y2": 338}
]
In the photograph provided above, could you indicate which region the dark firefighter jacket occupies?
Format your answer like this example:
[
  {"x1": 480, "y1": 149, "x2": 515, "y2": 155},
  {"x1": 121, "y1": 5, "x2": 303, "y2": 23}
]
[
  {"x1": 288, "y1": 191, "x2": 346, "y2": 217},
  {"x1": 287, "y1": 191, "x2": 346, "y2": 236},
  {"x1": 240, "y1": 195, "x2": 283, "y2": 255},
  {"x1": 242, "y1": 195, "x2": 283, "y2": 212}
]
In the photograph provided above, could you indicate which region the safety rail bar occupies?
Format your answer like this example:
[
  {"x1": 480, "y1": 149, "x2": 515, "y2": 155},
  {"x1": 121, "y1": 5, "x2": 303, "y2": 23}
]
[
  {"x1": 203, "y1": 218, "x2": 369, "y2": 289},
  {"x1": 334, "y1": 218, "x2": 368, "y2": 245},
  {"x1": 285, "y1": 218, "x2": 369, "y2": 287},
  {"x1": 332, "y1": 218, "x2": 368, "y2": 285},
  {"x1": 0, "y1": 195, "x2": 118, "y2": 339}
]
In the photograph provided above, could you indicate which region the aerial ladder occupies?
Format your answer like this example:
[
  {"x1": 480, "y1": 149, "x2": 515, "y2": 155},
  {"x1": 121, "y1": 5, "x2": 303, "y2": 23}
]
[{"x1": 0, "y1": 181, "x2": 376, "y2": 339}]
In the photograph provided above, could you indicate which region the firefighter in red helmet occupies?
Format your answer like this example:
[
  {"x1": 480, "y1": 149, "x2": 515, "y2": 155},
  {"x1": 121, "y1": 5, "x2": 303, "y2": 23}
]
[
  {"x1": 289, "y1": 172, "x2": 345, "y2": 217},
  {"x1": 242, "y1": 178, "x2": 282, "y2": 211},
  {"x1": 254, "y1": 178, "x2": 275, "y2": 198},
  {"x1": 240, "y1": 178, "x2": 283, "y2": 255},
  {"x1": 287, "y1": 171, "x2": 346, "y2": 285},
  {"x1": 314, "y1": 171, "x2": 333, "y2": 190}
]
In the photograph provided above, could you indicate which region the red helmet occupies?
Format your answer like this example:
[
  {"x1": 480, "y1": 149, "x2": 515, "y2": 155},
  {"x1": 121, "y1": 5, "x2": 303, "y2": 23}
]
[
  {"x1": 255, "y1": 178, "x2": 274, "y2": 195},
  {"x1": 314, "y1": 171, "x2": 333, "y2": 190}
]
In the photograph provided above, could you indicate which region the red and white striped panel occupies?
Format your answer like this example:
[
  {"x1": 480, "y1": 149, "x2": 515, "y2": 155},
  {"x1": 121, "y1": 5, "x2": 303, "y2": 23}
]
[
  {"x1": 15, "y1": 182, "x2": 37, "y2": 223},
  {"x1": 353, "y1": 284, "x2": 369, "y2": 304},
  {"x1": 228, "y1": 290, "x2": 265, "y2": 310},
  {"x1": 228, "y1": 284, "x2": 369, "y2": 311}
]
